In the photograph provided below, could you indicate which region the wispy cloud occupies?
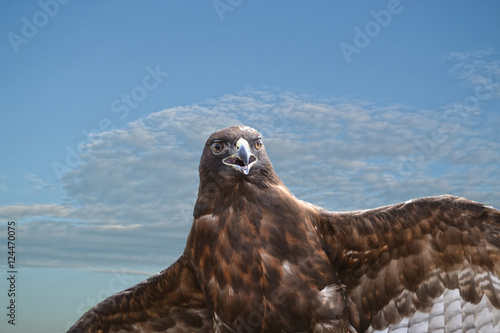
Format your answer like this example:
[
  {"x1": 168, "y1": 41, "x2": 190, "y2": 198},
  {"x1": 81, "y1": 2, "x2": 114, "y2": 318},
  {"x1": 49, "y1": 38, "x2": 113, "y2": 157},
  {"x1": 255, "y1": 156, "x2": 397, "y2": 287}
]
[
  {"x1": 89, "y1": 268, "x2": 156, "y2": 276},
  {"x1": 23, "y1": 173, "x2": 57, "y2": 192},
  {"x1": 2, "y1": 50, "x2": 499, "y2": 271},
  {"x1": 0, "y1": 204, "x2": 75, "y2": 220},
  {"x1": 13, "y1": 219, "x2": 188, "y2": 270},
  {"x1": 442, "y1": 48, "x2": 500, "y2": 98}
]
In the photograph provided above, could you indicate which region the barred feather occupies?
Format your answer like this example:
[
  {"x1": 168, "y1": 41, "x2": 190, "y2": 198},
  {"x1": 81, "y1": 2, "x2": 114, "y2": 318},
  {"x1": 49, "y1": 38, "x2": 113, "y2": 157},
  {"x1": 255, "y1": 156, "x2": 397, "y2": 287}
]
[{"x1": 68, "y1": 126, "x2": 500, "y2": 333}]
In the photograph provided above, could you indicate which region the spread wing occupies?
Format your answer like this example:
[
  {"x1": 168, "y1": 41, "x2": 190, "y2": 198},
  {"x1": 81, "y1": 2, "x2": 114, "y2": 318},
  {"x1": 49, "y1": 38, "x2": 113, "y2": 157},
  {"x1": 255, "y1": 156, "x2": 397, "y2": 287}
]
[
  {"x1": 67, "y1": 254, "x2": 213, "y2": 333},
  {"x1": 317, "y1": 195, "x2": 500, "y2": 333}
]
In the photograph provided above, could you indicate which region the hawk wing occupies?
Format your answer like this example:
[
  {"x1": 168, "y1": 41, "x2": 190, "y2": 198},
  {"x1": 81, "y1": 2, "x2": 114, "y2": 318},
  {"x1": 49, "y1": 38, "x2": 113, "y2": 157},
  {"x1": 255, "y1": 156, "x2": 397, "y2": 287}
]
[
  {"x1": 317, "y1": 195, "x2": 500, "y2": 333},
  {"x1": 67, "y1": 254, "x2": 213, "y2": 333}
]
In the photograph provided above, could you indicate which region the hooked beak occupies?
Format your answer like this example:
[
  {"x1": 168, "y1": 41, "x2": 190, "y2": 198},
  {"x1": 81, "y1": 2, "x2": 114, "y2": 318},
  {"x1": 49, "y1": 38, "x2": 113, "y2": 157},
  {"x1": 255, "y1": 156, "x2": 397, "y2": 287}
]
[{"x1": 222, "y1": 138, "x2": 258, "y2": 175}]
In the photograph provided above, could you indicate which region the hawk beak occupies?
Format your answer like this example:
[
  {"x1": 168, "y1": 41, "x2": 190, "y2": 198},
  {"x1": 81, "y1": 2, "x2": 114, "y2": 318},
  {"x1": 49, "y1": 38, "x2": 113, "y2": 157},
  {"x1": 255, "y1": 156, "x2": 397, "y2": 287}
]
[{"x1": 222, "y1": 138, "x2": 258, "y2": 175}]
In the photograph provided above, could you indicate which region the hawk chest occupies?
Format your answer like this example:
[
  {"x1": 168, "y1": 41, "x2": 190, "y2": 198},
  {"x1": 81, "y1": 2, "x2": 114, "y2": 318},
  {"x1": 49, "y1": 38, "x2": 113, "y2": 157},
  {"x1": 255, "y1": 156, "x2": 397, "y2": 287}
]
[{"x1": 187, "y1": 199, "x2": 338, "y2": 330}]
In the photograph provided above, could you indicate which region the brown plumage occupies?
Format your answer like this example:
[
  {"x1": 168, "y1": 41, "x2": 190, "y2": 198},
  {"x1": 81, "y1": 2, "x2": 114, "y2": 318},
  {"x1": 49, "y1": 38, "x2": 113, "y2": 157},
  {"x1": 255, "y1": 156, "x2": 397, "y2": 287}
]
[{"x1": 68, "y1": 125, "x2": 500, "y2": 333}]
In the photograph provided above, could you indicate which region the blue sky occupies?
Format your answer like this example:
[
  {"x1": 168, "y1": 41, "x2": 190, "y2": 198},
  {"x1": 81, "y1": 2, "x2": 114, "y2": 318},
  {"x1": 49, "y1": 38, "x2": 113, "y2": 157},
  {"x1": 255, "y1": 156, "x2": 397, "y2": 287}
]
[{"x1": 0, "y1": 1, "x2": 499, "y2": 332}]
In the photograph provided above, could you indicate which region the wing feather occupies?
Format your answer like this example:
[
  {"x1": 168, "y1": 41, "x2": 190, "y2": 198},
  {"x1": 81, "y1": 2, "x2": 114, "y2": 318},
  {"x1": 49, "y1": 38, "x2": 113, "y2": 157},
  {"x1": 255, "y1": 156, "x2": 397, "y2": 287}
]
[
  {"x1": 67, "y1": 254, "x2": 212, "y2": 333},
  {"x1": 317, "y1": 195, "x2": 500, "y2": 332}
]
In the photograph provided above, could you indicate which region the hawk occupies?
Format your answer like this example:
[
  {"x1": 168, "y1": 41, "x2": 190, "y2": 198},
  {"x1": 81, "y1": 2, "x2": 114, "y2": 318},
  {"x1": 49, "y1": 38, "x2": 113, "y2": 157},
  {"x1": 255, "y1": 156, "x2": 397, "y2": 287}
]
[{"x1": 68, "y1": 125, "x2": 500, "y2": 332}]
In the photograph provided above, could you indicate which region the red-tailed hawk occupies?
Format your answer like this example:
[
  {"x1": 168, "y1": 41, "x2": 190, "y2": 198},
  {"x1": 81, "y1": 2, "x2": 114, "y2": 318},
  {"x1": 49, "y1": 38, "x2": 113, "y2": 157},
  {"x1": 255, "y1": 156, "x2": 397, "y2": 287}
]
[{"x1": 68, "y1": 125, "x2": 500, "y2": 332}]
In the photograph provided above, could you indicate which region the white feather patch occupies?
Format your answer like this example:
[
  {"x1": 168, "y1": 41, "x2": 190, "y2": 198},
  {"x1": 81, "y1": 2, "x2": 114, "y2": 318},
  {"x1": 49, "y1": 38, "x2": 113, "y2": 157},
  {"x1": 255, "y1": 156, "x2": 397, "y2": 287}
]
[{"x1": 368, "y1": 288, "x2": 500, "y2": 333}]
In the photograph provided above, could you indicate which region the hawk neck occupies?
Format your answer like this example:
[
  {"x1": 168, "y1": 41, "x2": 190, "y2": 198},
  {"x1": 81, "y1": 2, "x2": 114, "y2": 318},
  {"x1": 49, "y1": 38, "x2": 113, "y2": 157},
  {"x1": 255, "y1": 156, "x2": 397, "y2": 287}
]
[{"x1": 193, "y1": 171, "x2": 287, "y2": 219}]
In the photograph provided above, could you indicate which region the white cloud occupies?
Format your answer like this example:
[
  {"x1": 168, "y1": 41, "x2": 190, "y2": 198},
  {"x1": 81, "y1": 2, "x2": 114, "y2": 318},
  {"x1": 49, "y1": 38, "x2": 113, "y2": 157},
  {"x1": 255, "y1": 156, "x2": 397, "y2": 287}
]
[
  {"x1": 0, "y1": 204, "x2": 75, "y2": 220},
  {"x1": 442, "y1": 48, "x2": 500, "y2": 99},
  {"x1": 60, "y1": 88, "x2": 498, "y2": 216},
  {"x1": 89, "y1": 268, "x2": 156, "y2": 276},
  {"x1": 13, "y1": 219, "x2": 189, "y2": 270},
  {"x1": 23, "y1": 173, "x2": 57, "y2": 192},
  {"x1": 2, "y1": 52, "x2": 500, "y2": 270}
]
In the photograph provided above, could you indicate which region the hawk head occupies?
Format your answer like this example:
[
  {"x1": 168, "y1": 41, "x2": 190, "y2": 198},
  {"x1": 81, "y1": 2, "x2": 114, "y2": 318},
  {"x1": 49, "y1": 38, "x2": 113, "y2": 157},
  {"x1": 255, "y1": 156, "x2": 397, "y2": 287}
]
[
  {"x1": 201, "y1": 126, "x2": 267, "y2": 175},
  {"x1": 194, "y1": 126, "x2": 282, "y2": 216}
]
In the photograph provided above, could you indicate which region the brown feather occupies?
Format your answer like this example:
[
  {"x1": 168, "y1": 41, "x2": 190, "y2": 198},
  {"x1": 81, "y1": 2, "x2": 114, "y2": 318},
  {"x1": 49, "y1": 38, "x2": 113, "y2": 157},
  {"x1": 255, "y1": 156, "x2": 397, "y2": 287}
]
[
  {"x1": 317, "y1": 195, "x2": 500, "y2": 332},
  {"x1": 68, "y1": 126, "x2": 500, "y2": 333},
  {"x1": 67, "y1": 254, "x2": 212, "y2": 332}
]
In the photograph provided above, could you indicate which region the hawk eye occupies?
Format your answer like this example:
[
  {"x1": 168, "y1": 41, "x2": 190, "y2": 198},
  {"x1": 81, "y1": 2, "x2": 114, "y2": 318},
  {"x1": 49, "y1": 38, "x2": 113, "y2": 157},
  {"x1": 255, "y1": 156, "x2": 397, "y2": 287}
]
[
  {"x1": 211, "y1": 142, "x2": 224, "y2": 154},
  {"x1": 253, "y1": 138, "x2": 263, "y2": 150}
]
